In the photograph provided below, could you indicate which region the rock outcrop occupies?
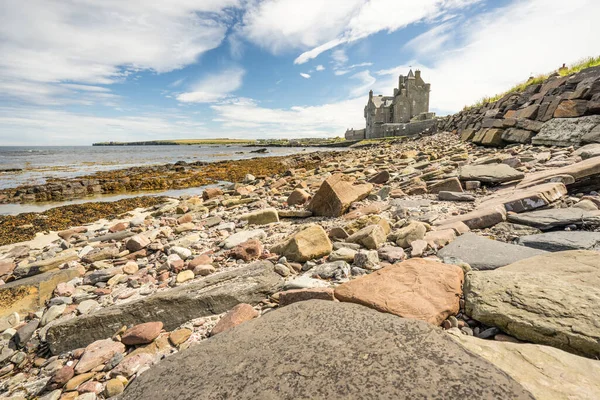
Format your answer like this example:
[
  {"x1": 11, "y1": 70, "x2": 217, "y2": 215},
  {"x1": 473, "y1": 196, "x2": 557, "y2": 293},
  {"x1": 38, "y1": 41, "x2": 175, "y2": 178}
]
[{"x1": 122, "y1": 301, "x2": 534, "y2": 400}]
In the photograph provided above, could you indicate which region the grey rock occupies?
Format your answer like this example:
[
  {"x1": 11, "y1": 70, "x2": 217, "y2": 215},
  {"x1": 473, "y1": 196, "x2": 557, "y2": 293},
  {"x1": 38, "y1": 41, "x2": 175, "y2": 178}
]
[
  {"x1": 311, "y1": 261, "x2": 350, "y2": 280},
  {"x1": 46, "y1": 262, "x2": 283, "y2": 354},
  {"x1": 221, "y1": 230, "x2": 266, "y2": 249},
  {"x1": 532, "y1": 116, "x2": 600, "y2": 147},
  {"x1": 573, "y1": 143, "x2": 600, "y2": 160},
  {"x1": 517, "y1": 231, "x2": 600, "y2": 251},
  {"x1": 88, "y1": 231, "x2": 134, "y2": 243},
  {"x1": 353, "y1": 250, "x2": 380, "y2": 270},
  {"x1": 437, "y1": 233, "x2": 546, "y2": 270},
  {"x1": 122, "y1": 301, "x2": 534, "y2": 400},
  {"x1": 465, "y1": 251, "x2": 600, "y2": 358},
  {"x1": 328, "y1": 247, "x2": 356, "y2": 262},
  {"x1": 438, "y1": 191, "x2": 475, "y2": 202},
  {"x1": 14, "y1": 319, "x2": 39, "y2": 348},
  {"x1": 458, "y1": 164, "x2": 524, "y2": 184},
  {"x1": 508, "y1": 208, "x2": 600, "y2": 230}
]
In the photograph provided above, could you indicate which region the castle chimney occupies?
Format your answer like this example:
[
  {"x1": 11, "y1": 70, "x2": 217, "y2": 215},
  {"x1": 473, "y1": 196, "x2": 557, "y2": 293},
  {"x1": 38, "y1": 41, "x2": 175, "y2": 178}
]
[
  {"x1": 369, "y1": 90, "x2": 373, "y2": 100},
  {"x1": 415, "y1": 69, "x2": 421, "y2": 79}
]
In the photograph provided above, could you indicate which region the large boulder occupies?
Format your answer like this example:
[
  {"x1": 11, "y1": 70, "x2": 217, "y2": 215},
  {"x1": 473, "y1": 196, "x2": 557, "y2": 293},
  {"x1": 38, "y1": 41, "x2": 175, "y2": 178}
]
[
  {"x1": 270, "y1": 225, "x2": 332, "y2": 262},
  {"x1": 451, "y1": 332, "x2": 600, "y2": 400},
  {"x1": 458, "y1": 164, "x2": 524, "y2": 184},
  {"x1": 532, "y1": 116, "x2": 600, "y2": 147},
  {"x1": 307, "y1": 174, "x2": 373, "y2": 217},
  {"x1": 464, "y1": 250, "x2": 600, "y2": 358},
  {"x1": 334, "y1": 258, "x2": 464, "y2": 325},
  {"x1": 517, "y1": 231, "x2": 600, "y2": 251},
  {"x1": 46, "y1": 262, "x2": 283, "y2": 354},
  {"x1": 437, "y1": 233, "x2": 546, "y2": 270},
  {"x1": 122, "y1": 301, "x2": 534, "y2": 400}
]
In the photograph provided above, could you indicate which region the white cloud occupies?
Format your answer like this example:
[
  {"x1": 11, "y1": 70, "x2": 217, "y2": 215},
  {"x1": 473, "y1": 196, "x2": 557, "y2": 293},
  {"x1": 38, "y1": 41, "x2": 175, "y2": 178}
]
[
  {"x1": 211, "y1": 96, "x2": 366, "y2": 137},
  {"x1": 0, "y1": 0, "x2": 239, "y2": 105},
  {"x1": 316, "y1": 65, "x2": 325, "y2": 71},
  {"x1": 350, "y1": 70, "x2": 376, "y2": 97},
  {"x1": 403, "y1": 21, "x2": 456, "y2": 56},
  {"x1": 176, "y1": 67, "x2": 245, "y2": 103},
  {"x1": 291, "y1": 0, "x2": 480, "y2": 63},
  {"x1": 242, "y1": 0, "x2": 364, "y2": 55},
  {"x1": 383, "y1": 0, "x2": 600, "y2": 113},
  {"x1": 0, "y1": 106, "x2": 208, "y2": 146},
  {"x1": 300, "y1": 73, "x2": 311, "y2": 79}
]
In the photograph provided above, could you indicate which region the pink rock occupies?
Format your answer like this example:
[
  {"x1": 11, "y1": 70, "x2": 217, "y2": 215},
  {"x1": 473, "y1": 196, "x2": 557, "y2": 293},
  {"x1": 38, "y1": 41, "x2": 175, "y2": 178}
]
[
  {"x1": 210, "y1": 304, "x2": 258, "y2": 336},
  {"x1": 75, "y1": 339, "x2": 125, "y2": 374},
  {"x1": 110, "y1": 353, "x2": 155, "y2": 378},
  {"x1": 55, "y1": 282, "x2": 75, "y2": 297},
  {"x1": 78, "y1": 380, "x2": 103, "y2": 394},
  {"x1": 121, "y1": 322, "x2": 164, "y2": 345},
  {"x1": 279, "y1": 288, "x2": 336, "y2": 307}
]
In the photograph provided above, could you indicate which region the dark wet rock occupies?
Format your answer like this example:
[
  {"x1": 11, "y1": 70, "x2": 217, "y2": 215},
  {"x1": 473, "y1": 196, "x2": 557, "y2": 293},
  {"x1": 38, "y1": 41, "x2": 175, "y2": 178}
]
[
  {"x1": 122, "y1": 301, "x2": 534, "y2": 400},
  {"x1": 507, "y1": 208, "x2": 600, "y2": 230}
]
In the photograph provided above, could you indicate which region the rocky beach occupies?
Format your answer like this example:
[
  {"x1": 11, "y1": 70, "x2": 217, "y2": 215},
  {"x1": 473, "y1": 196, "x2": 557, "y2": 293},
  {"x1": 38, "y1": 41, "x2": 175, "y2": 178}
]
[{"x1": 1, "y1": 66, "x2": 600, "y2": 400}]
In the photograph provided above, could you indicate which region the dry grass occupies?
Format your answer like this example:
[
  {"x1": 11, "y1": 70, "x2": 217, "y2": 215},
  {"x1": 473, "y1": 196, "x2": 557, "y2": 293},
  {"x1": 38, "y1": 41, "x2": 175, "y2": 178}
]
[{"x1": 464, "y1": 56, "x2": 600, "y2": 110}]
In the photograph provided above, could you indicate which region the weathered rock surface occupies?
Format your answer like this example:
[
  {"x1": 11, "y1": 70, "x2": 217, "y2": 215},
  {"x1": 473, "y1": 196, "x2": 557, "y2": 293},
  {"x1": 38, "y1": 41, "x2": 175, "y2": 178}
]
[
  {"x1": 451, "y1": 332, "x2": 600, "y2": 400},
  {"x1": 46, "y1": 262, "x2": 283, "y2": 354},
  {"x1": 437, "y1": 233, "x2": 546, "y2": 270},
  {"x1": 434, "y1": 206, "x2": 507, "y2": 230},
  {"x1": 532, "y1": 116, "x2": 600, "y2": 147},
  {"x1": 517, "y1": 231, "x2": 600, "y2": 251},
  {"x1": 334, "y1": 258, "x2": 464, "y2": 325},
  {"x1": 0, "y1": 266, "x2": 83, "y2": 318},
  {"x1": 12, "y1": 249, "x2": 78, "y2": 279},
  {"x1": 459, "y1": 164, "x2": 524, "y2": 183},
  {"x1": 270, "y1": 225, "x2": 332, "y2": 262},
  {"x1": 308, "y1": 174, "x2": 373, "y2": 217},
  {"x1": 508, "y1": 208, "x2": 600, "y2": 230},
  {"x1": 122, "y1": 301, "x2": 534, "y2": 400},
  {"x1": 464, "y1": 251, "x2": 600, "y2": 358}
]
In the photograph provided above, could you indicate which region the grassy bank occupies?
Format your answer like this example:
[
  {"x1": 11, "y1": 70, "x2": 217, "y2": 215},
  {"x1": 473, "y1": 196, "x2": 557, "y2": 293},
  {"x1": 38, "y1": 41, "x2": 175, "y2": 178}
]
[
  {"x1": 466, "y1": 56, "x2": 600, "y2": 110},
  {"x1": 93, "y1": 139, "x2": 256, "y2": 146}
]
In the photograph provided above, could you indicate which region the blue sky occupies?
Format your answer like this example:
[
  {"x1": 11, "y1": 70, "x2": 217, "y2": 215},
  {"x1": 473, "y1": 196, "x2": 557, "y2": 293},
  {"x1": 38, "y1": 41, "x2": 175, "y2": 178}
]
[{"x1": 0, "y1": 0, "x2": 599, "y2": 145}]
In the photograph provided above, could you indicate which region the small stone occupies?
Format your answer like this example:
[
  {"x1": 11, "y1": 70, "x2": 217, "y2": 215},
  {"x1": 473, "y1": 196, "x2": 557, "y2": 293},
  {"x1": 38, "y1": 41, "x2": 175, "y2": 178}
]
[
  {"x1": 126, "y1": 234, "x2": 150, "y2": 252},
  {"x1": 395, "y1": 222, "x2": 427, "y2": 248},
  {"x1": 75, "y1": 339, "x2": 125, "y2": 374},
  {"x1": 287, "y1": 189, "x2": 311, "y2": 206},
  {"x1": 229, "y1": 239, "x2": 263, "y2": 261},
  {"x1": 193, "y1": 264, "x2": 216, "y2": 276},
  {"x1": 328, "y1": 247, "x2": 357, "y2": 262},
  {"x1": 203, "y1": 188, "x2": 223, "y2": 200},
  {"x1": 176, "y1": 270, "x2": 195, "y2": 283},
  {"x1": 353, "y1": 250, "x2": 380, "y2": 270},
  {"x1": 169, "y1": 329, "x2": 192, "y2": 346},
  {"x1": 410, "y1": 240, "x2": 428, "y2": 257},
  {"x1": 105, "y1": 378, "x2": 125, "y2": 397},
  {"x1": 465, "y1": 181, "x2": 481, "y2": 190},
  {"x1": 274, "y1": 264, "x2": 291, "y2": 277},
  {"x1": 346, "y1": 224, "x2": 386, "y2": 250},
  {"x1": 170, "y1": 246, "x2": 192, "y2": 260},
  {"x1": 240, "y1": 208, "x2": 279, "y2": 225},
  {"x1": 123, "y1": 261, "x2": 139, "y2": 275},
  {"x1": 210, "y1": 304, "x2": 258, "y2": 336},
  {"x1": 65, "y1": 372, "x2": 95, "y2": 391},
  {"x1": 121, "y1": 322, "x2": 164, "y2": 346}
]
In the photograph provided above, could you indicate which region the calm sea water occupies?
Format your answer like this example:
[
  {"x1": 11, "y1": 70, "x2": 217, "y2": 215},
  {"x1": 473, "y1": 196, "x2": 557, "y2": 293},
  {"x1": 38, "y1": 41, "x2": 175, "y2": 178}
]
[{"x1": 0, "y1": 145, "x2": 340, "y2": 190}]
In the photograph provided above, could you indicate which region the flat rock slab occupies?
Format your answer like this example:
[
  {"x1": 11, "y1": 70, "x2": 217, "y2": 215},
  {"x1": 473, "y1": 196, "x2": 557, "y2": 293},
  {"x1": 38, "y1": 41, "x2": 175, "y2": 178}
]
[
  {"x1": 517, "y1": 231, "x2": 600, "y2": 252},
  {"x1": 0, "y1": 266, "x2": 83, "y2": 318},
  {"x1": 517, "y1": 156, "x2": 600, "y2": 189},
  {"x1": 459, "y1": 164, "x2": 524, "y2": 183},
  {"x1": 479, "y1": 182, "x2": 567, "y2": 213},
  {"x1": 12, "y1": 249, "x2": 79, "y2": 279},
  {"x1": 122, "y1": 301, "x2": 534, "y2": 400},
  {"x1": 464, "y1": 251, "x2": 600, "y2": 358},
  {"x1": 507, "y1": 208, "x2": 600, "y2": 230},
  {"x1": 437, "y1": 233, "x2": 546, "y2": 270},
  {"x1": 46, "y1": 262, "x2": 283, "y2": 355},
  {"x1": 451, "y1": 333, "x2": 600, "y2": 400},
  {"x1": 334, "y1": 258, "x2": 464, "y2": 325},
  {"x1": 532, "y1": 115, "x2": 600, "y2": 147}
]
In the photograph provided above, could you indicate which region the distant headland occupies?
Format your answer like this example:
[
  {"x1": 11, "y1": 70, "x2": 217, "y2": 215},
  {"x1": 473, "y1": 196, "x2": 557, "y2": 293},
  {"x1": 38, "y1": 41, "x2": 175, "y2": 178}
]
[{"x1": 92, "y1": 138, "x2": 349, "y2": 147}]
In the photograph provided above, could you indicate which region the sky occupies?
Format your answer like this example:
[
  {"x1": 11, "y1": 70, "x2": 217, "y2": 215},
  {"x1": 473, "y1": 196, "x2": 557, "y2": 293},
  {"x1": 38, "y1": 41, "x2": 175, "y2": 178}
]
[{"x1": 0, "y1": 0, "x2": 599, "y2": 145}]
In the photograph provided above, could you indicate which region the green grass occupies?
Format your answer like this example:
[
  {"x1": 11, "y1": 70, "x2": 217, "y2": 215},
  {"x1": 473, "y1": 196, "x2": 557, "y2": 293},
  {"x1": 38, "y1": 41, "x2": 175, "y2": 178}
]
[
  {"x1": 93, "y1": 138, "x2": 256, "y2": 146},
  {"x1": 464, "y1": 56, "x2": 600, "y2": 110}
]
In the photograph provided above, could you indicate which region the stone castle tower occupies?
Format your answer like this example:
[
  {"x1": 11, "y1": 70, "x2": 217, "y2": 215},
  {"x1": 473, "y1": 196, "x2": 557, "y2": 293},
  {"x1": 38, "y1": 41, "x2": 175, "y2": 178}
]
[{"x1": 362, "y1": 69, "x2": 434, "y2": 139}]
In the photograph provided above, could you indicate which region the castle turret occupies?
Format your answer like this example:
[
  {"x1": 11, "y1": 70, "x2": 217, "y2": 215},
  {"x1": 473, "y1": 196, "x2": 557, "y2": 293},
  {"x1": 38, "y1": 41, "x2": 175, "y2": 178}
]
[{"x1": 369, "y1": 90, "x2": 373, "y2": 101}]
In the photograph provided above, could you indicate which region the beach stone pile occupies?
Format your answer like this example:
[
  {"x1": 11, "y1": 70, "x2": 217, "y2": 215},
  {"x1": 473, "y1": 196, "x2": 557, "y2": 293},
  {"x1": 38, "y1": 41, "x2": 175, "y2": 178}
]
[
  {"x1": 1, "y1": 130, "x2": 600, "y2": 399},
  {"x1": 439, "y1": 65, "x2": 600, "y2": 149}
]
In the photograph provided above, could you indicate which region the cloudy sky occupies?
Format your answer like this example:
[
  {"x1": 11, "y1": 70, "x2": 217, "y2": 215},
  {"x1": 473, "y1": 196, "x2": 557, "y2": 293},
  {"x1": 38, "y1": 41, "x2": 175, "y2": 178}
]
[{"x1": 0, "y1": 0, "x2": 598, "y2": 145}]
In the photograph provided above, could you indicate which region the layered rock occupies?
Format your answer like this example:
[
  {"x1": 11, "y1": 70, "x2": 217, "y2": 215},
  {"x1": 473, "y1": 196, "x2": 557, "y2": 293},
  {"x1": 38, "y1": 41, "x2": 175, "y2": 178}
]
[{"x1": 122, "y1": 301, "x2": 534, "y2": 400}]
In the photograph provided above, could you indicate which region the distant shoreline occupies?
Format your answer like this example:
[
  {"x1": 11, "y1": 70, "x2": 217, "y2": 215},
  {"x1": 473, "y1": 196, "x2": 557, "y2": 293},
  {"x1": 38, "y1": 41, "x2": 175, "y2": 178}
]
[{"x1": 92, "y1": 138, "x2": 354, "y2": 147}]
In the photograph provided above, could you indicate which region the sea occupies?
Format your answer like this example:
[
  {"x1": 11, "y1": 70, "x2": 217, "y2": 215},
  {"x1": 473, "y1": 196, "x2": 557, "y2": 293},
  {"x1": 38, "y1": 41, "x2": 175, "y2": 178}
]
[{"x1": 0, "y1": 145, "x2": 345, "y2": 215}]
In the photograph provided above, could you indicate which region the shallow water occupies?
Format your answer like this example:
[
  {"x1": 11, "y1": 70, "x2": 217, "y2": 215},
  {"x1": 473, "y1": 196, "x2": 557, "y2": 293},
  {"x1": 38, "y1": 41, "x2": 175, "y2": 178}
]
[{"x1": 0, "y1": 145, "x2": 343, "y2": 189}]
